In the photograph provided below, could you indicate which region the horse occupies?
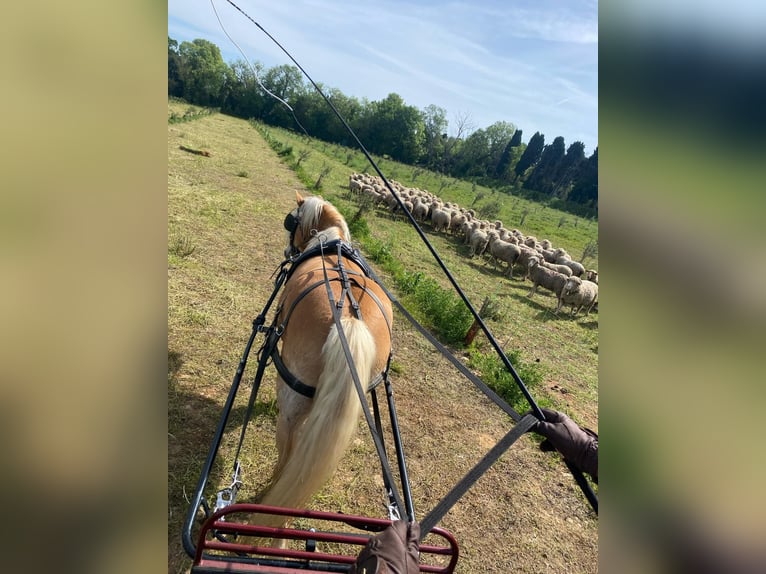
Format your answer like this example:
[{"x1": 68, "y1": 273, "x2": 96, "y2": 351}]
[{"x1": 254, "y1": 192, "x2": 394, "y2": 533}]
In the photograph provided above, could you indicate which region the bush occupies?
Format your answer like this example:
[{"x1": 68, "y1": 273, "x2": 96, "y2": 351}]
[
  {"x1": 467, "y1": 347, "x2": 547, "y2": 413},
  {"x1": 404, "y1": 276, "x2": 473, "y2": 345}
]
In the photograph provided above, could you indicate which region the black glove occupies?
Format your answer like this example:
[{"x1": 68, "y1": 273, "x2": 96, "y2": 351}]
[
  {"x1": 533, "y1": 408, "x2": 598, "y2": 482},
  {"x1": 350, "y1": 520, "x2": 420, "y2": 574}
]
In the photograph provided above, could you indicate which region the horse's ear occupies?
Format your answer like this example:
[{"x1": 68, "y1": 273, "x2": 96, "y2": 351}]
[{"x1": 296, "y1": 192, "x2": 304, "y2": 205}]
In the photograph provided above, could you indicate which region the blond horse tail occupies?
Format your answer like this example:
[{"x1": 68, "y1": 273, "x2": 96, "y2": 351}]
[{"x1": 258, "y1": 317, "x2": 374, "y2": 519}]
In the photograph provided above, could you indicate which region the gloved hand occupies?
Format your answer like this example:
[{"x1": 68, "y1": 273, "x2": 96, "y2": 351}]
[
  {"x1": 533, "y1": 408, "x2": 598, "y2": 482},
  {"x1": 350, "y1": 520, "x2": 420, "y2": 574}
]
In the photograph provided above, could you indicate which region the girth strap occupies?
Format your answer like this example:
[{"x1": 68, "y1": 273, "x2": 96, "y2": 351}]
[{"x1": 271, "y1": 343, "x2": 386, "y2": 399}]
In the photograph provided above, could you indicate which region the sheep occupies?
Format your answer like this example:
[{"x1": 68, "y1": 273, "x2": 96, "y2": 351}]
[
  {"x1": 411, "y1": 197, "x2": 429, "y2": 222},
  {"x1": 555, "y1": 276, "x2": 599, "y2": 316},
  {"x1": 468, "y1": 229, "x2": 490, "y2": 258},
  {"x1": 464, "y1": 221, "x2": 481, "y2": 245},
  {"x1": 485, "y1": 231, "x2": 521, "y2": 277},
  {"x1": 585, "y1": 269, "x2": 599, "y2": 284},
  {"x1": 449, "y1": 212, "x2": 469, "y2": 235},
  {"x1": 552, "y1": 247, "x2": 570, "y2": 261},
  {"x1": 430, "y1": 207, "x2": 451, "y2": 233},
  {"x1": 513, "y1": 245, "x2": 541, "y2": 280},
  {"x1": 526, "y1": 257, "x2": 569, "y2": 300},
  {"x1": 539, "y1": 259, "x2": 573, "y2": 277},
  {"x1": 557, "y1": 258, "x2": 586, "y2": 278},
  {"x1": 541, "y1": 248, "x2": 558, "y2": 263}
]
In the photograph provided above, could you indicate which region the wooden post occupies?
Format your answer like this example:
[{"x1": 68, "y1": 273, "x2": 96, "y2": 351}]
[{"x1": 464, "y1": 297, "x2": 491, "y2": 346}]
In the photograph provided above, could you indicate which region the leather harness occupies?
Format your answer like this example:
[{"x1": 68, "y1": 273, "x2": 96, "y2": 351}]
[{"x1": 270, "y1": 239, "x2": 392, "y2": 399}]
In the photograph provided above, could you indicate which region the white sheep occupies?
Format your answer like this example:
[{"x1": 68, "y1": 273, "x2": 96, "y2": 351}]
[
  {"x1": 485, "y1": 231, "x2": 521, "y2": 277},
  {"x1": 585, "y1": 269, "x2": 599, "y2": 284},
  {"x1": 557, "y1": 258, "x2": 586, "y2": 278},
  {"x1": 430, "y1": 207, "x2": 451, "y2": 233},
  {"x1": 539, "y1": 259, "x2": 573, "y2": 277},
  {"x1": 526, "y1": 257, "x2": 569, "y2": 300},
  {"x1": 513, "y1": 245, "x2": 541, "y2": 280},
  {"x1": 555, "y1": 276, "x2": 599, "y2": 316},
  {"x1": 468, "y1": 229, "x2": 490, "y2": 257}
]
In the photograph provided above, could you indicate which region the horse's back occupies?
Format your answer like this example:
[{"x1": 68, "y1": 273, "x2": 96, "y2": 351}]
[{"x1": 279, "y1": 256, "x2": 392, "y2": 383}]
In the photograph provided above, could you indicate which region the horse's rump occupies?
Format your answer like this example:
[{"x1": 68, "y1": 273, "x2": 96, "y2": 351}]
[{"x1": 254, "y1": 247, "x2": 393, "y2": 528}]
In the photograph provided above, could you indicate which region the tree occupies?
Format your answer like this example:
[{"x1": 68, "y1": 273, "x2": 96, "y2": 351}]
[
  {"x1": 494, "y1": 128, "x2": 523, "y2": 180},
  {"x1": 442, "y1": 110, "x2": 475, "y2": 174},
  {"x1": 484, "y1": 121, "x2": 516, "y2": 176},
  {"x1": 179, "y1": 39, "x2": 230, "y2": 107},
  {"x1": 422, "y1": 104, "x2": 448, "y2": 171},
  {"x1": 513, "y1": 132, "x2": 545, "y2": 180},
  {"x1": 260, "y1": 64, "x2": 308, "y2": 129},
  {"x1": 222, "y1": 59, "x2": 267, "y2": 119},
  {"x1": 453, "y1": 128, "x2": 491, "y2": 178},
  {"x1": 551, "y1": 141, "x2": 586, "y2": 199},
  {"x1": 357, "y1": 93, "x2": 424, "y2": 164},
  {"x1": 168, "y1": 37, "x2": 184, "y2": 97},
  {"x1": 524, "y1": 136, "x2": 566, "y2": 195},
  {"x1": 568, "y1": 147, "x2": 598, "y2": 212}
]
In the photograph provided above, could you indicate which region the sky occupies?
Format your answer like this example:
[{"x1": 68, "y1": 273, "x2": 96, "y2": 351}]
[{"x1": 168, "y1": 0, "x2": 598, "y2": 155}]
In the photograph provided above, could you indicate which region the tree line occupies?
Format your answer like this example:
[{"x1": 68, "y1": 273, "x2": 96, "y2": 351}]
[{"x1": 169, "y1": 37, "x2": 597, "y2": 217}]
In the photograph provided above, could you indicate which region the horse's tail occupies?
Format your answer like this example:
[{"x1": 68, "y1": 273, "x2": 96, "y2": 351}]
[{"x1": 259, "y1": 316, "x2": 375, "y2": 517}]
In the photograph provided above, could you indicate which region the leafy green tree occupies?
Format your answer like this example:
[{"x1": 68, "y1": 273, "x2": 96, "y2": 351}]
[
  {"x1": 168, "y1": 37, "x2": 184, "y2": 97},
  {"x1": 357, "y1": 93, "x2": 424, "y2": 164},
  {"x1": 179, "y1": 39, "x2": 230, "y2": 107},
  {"x1": 260, "y1": 64, "x2": 308, "y2": 129},
  {"x1": 453, "y1": 128, "x2": 491, "y2": 177},
  {"x1": 513, "y1": 131, "x2": 545, "y2": 180},
  {"x1": 452, "y1": 121, "x2": 514, "y2": 179},
  {"x1": 484, "y1": 121, "x2": 516, "y2": 175},
  {"x1": 422, "y1": 104, "x2": 448, "y2": 170},
  {"x1": 222, "y1": 59, "x2": 267, "y2": 119}
]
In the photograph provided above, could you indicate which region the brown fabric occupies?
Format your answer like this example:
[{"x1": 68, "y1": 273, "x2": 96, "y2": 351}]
[
  {"x1": 534, "y1": 408, "x2": 598, "y2": 482},
  {"x1": 350, "y1": 520, "x2": 421, "y2": 574}
]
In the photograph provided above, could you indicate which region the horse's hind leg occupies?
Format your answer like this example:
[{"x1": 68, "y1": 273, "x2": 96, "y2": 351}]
[{"x1": 273, "y1": 379, "x2": 312, "y2": 475}]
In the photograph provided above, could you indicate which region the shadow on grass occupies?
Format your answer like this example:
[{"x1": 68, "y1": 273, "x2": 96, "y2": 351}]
[
  {"x1": 507, "y1": 292, "x2": 574, "y2": 321},
  {"x1": 168, "y1": 349, "x2": 278, "y2": 563}
]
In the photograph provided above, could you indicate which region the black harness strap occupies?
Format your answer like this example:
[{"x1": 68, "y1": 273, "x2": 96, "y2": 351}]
[
  {"x1": 316, "y1": 239, "x2": 407, "y2": 520},
  {"x1": 270, "y1": 345, "x2": 317, "y2": 399},
  {"x1": 270, "y1": 241, "x2": 392, "y2": 399}
]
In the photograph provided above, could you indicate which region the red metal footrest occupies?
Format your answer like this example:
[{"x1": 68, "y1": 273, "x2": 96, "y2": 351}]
[{"x1": 193, "y1": 504, "x2": 459, "y2": 573}]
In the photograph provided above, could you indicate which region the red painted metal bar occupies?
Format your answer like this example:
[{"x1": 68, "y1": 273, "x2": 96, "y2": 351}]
[{"x1": 194, "y1": 504, "x2": 459, "y2": 574}]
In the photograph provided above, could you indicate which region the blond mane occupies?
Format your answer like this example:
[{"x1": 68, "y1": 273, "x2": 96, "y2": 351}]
[{"x1": 299, "y1": 195, "x2": 351, "y2": 250}]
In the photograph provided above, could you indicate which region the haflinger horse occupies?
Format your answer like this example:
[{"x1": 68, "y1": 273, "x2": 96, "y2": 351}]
[{"x1": 254, "y1": 192, "x2": 394, "y2": 537}]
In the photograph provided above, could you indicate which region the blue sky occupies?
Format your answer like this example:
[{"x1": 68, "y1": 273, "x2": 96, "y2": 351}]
[{"x1": 168, "y1": 0, "x2": 598, "y2": 155}]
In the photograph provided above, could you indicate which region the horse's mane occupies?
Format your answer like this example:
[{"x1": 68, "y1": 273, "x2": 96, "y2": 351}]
[{"x1": 300, "y1": 196, "x2": 351, "y2": 250}]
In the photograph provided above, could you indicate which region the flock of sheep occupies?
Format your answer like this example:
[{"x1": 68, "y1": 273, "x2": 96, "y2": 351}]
[{"x1": 348, "y1": 172, "x2": 599, "y2": 317}]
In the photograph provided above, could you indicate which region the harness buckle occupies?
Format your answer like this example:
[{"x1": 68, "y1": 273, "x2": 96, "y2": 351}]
[{"x1": 214, "y1": 462, "x2": 243, "y2": 517}]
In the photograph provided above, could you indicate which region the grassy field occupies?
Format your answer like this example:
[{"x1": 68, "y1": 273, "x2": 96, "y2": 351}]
[{"x1": 168, "y1": 100, "x2": 598, "y2": 573}]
